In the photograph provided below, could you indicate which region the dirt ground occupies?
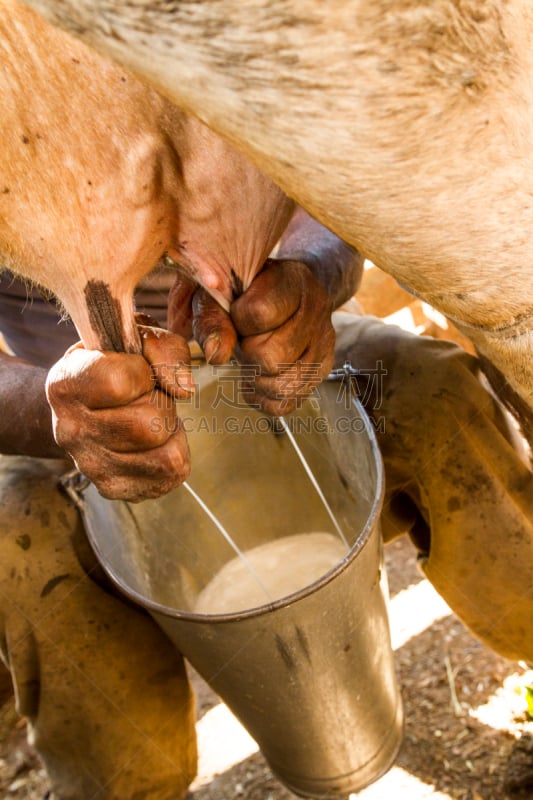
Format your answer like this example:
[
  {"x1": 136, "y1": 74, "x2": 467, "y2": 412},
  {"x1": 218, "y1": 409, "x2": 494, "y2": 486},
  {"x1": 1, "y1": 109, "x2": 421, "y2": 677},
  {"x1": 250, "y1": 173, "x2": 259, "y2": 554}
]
[{"x1": 1, "y1": 534, "x2": 532, "y2": 800}]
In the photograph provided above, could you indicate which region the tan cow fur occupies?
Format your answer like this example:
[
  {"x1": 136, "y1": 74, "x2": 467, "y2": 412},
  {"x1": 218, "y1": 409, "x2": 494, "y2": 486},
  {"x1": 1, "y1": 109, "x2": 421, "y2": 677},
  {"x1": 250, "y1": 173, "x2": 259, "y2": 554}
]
[
  {"x1": 19, "y1": 0, "x2": 533, "y2": 410},
  {"x1": 0, "y1": 1, "x2": 291, "y2": 350}
]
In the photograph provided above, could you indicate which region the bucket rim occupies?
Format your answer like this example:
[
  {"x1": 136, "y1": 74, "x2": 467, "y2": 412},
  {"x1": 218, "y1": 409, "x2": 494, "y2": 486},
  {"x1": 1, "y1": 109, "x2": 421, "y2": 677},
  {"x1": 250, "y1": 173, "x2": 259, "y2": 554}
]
[{"x1": 84, "y1": 396, "x2": 385, "y2": 623}]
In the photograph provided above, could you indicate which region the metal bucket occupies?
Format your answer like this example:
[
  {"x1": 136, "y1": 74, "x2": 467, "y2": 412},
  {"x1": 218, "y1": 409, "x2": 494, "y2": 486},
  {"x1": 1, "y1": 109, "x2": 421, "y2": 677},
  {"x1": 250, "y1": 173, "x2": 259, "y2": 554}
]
[{"x1": 77, "y1": 366, "x2": 403, "y2": 797}]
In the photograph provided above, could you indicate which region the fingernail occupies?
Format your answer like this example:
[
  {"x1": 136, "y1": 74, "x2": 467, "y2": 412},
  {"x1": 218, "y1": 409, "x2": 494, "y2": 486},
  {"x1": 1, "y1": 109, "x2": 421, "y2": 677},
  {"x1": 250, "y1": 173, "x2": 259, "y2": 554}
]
[
  {"x1": 168, "y1": 362, "x2": 196, "y2": 394},
  {"x1": 204, "y1": 333, "x2": 221, "y2": 364},
  {"x1": 175, "y1": 366, "x2": 196, "y2": 395}
]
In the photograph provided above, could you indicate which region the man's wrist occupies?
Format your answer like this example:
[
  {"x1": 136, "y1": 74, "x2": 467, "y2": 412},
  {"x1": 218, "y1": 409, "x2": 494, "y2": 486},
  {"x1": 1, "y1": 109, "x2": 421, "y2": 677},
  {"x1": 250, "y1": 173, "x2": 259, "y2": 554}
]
[{"x1": 0, "y1": 358, "x2": 65, "y2": 458}]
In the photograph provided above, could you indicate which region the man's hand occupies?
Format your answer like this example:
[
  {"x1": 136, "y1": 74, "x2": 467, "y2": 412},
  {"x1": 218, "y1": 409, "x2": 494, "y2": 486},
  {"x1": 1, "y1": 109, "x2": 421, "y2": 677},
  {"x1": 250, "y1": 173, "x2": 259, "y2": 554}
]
[
  {"x1": 232, "y1": 258, "x2": 335, "y2": 414},
  {"x1": 168, "y1": 258, "x2": 336, "y2": 415},
  {"x1": 46, "y1": 325, "x2": 194, "y2": 502}
]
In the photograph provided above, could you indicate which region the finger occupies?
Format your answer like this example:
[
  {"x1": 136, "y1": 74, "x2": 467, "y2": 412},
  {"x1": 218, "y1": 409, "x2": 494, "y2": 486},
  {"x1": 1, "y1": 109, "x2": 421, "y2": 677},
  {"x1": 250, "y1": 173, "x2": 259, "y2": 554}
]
[
  {"x1": 167, "y1": 271, "x2": 198, "y2": 339},
  {"x1": 73, "y1": 424, "x2": 191, "y2": 502},
  {"x1": 192, "y1": 288, "x2": 237, "y2": 364},
  {"x1": 47, "y1": 348, "x2": 154, "y2": 409},
  {"x1": 231, "y1": 259, "x2": 302, "y2": 337},
  {"x1": 56, "y1": 391, "x2": 180, "y2": 454},
  {"x1": 139, "y1": 325, "x2": 195, "y2": 397},
  {"x1": 237, "y1": 305, "x2": 335, "y2": 375},
  {"x1": 244, "y1": 390, "x2": 300, "y2": 417},
  {"x1": 251, "y1": 353, "x2": 333, "y2": 401},
  {"x1": 239, "y1": 376, "x2": 302, "y2": 416},
  {"x1": 240, "y1": 342, "x2": 335, "y2": 416},
  {"x1": 237, "y1": 321, "x2": 306, "y2": 374}
]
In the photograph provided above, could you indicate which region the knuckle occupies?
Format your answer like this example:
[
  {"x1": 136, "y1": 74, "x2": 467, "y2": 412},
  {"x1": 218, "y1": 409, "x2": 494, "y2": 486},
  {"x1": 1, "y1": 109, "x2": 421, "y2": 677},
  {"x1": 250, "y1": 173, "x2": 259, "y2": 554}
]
[
  {"x1": 53, "y1": 414, "x2": 84, "y2": 452},
  {"x1": 45, "y1": 378, "x2": 61, "y2": 404},
  {"x1": 140, "y1": 401, "x2": 177, "y2": 445},
  {"x1": 238, "y1": 335, "x2": 281, "y2": 375},
  {"x1": 251, "y1": 376, "x2": 280, "y2": 402},
  {"x1": 165, "y1": 431, "x2": 191, "y2": 478},
  {"x1": 149, "y1": 387, "x2": 176, "y2": 413},
  {"x1": 241, "y1": 293, "x2": 273, "y2": 328},
  {"x1": 45, "y1": 370, "x2": 76, "y2": 404},
  {"x1": 254, "y1": 350, "x2": 280, "y2": 376},
  {"x1": 72, "y1": 451, "x2": 109, "y2": 487},
  {"x1": 96, "y1": 475, "x2": 154, "y2": 502},
  {"x1": 98, "y1": 356, "x2": 150, "y2": 405}
]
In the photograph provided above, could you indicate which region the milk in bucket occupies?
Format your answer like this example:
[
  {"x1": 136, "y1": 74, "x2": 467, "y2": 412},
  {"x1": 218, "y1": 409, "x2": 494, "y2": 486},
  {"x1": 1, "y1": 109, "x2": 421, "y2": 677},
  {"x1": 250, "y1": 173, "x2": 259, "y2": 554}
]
[{"x1": 195, "y1": 532, "x2": 347, "y2": 614}]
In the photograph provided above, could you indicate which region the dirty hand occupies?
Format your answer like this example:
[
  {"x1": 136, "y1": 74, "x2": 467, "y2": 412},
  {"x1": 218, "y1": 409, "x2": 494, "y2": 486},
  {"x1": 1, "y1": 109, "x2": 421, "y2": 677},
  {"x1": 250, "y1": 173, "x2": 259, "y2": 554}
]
[
  {"x1": 168, "y1": 258, "x2": 336, "y2": 415},
  {"x1": 46, "y1": 325, "x2": 194, "y2": 502}
]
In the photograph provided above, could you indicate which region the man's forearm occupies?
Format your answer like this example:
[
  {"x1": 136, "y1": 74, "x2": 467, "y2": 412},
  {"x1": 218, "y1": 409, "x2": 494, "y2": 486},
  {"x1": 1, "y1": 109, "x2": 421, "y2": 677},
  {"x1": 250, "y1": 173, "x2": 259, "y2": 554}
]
[
  {"x1": 0, "y1": 353, "x2": 65, "y2": 458},
  {"x1": 276, "y1": 207, "x2": 364, "y2": 309}
]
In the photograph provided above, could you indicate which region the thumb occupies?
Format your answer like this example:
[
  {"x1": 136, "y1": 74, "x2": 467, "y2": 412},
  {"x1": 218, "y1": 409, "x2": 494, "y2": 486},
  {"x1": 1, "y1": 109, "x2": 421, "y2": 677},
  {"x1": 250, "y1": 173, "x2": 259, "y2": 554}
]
[
  {"x1": 167, "y1": 271, "x2": 197, "y2": 339},
  {"x1": 139, "y1": 325, "x2": 195, "y2": 398},
  {"x1": 192, "y1": 287, "x2": 237, "y2": 364}
]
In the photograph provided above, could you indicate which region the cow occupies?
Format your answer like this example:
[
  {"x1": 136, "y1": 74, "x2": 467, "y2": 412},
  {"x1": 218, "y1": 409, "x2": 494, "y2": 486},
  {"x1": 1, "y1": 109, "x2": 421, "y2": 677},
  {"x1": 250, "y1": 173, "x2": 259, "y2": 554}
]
[
  {"x1": 19, "y1": 0, "x2": 533, "y2": 432},
  {"x1": 0, "y1": 0, "x2": 354, "y2": 500},
  {"x1": 0, "y1": 0, "x2": 294, "y2": 354}
]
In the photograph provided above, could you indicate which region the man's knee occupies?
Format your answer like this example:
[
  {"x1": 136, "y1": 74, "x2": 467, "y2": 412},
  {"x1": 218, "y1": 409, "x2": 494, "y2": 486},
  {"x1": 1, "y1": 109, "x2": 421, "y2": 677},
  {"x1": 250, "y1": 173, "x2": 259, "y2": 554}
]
[{"x1": 0, "y1": 456, "x2": 197, "y2": 799}]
